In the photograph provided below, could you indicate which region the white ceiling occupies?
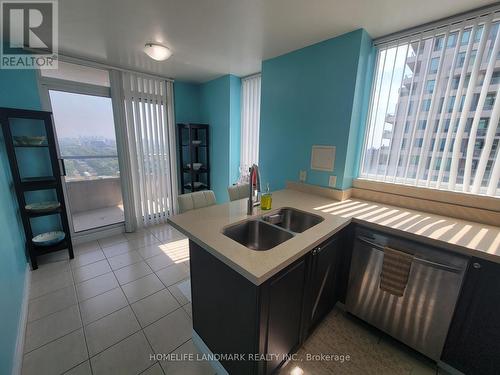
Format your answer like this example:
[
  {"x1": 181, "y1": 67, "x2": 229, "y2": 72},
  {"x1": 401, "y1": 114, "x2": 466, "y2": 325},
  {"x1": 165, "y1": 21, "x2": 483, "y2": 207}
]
[{"x1": 58, "y1": 0, "x2": 495, "y2": 83}]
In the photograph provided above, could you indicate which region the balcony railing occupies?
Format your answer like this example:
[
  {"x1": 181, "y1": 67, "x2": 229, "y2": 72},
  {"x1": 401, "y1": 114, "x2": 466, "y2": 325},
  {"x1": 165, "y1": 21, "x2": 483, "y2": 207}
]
[
  {"x1": 62, "y1": 155, "x2": 120, "y2": 181},
  {"x1": 62, "y1": 155, "x2": 124, "y2": 232}
]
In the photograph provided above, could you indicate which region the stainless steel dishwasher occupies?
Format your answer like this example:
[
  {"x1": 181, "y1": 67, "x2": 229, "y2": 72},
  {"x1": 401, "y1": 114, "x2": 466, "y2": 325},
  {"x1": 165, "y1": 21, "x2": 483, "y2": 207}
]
[{"x1": 345, "y1": 226, "x2": 468, "y2": 361}]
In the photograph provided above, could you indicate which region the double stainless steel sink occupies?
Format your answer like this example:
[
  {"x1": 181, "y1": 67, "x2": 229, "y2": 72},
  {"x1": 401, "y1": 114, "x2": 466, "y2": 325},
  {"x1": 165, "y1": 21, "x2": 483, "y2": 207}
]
[{"x1": 222, "y1": 207, "x2": 324, "y2": 251}]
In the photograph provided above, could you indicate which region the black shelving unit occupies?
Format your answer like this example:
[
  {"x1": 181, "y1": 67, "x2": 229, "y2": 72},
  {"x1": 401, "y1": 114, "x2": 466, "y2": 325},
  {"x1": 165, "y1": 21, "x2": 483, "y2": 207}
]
[
  {"x1": 177, "y1": 123, "x2": 210, "y2": 194},
  {"x1": 0, "y1": 107, "x2": 73, "y2": 270}
]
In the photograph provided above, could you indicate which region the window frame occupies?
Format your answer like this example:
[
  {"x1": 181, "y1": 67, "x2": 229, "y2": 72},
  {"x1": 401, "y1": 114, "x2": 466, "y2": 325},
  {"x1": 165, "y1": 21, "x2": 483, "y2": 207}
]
[
  {"x1": 37, "y1": 63, "x2": 123, "y2": 237},
  {"x1": 359, "y1": 11, "x2": 500, "y2": 198}
]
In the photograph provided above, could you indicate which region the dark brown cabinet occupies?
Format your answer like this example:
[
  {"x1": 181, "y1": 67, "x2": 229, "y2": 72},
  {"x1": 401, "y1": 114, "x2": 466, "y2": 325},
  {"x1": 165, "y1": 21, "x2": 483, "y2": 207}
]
[
  {"x1": 442, "y1": 257, "x2": 500, "y2": 375},
  {"x1": 0, "y1": 108, "x2": 73, "y2": 269},
  {"x1": 189, "y1": 230, "x2": 343, "y2": 375},
  {"x1": 304, "y1": 234, "x2": 342, "y2": 334},
  {"x1": 265, "y1": 258, "x2": 307, "y2": 374},
  {"x1": 177, "y1": 123, "x2": 210, "y2": 194}
]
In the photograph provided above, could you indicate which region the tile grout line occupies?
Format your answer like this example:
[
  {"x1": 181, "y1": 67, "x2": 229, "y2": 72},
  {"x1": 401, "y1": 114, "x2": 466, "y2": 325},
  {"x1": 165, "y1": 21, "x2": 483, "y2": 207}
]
[
  {"x1": 27, "y1": 242, "x2": 187, "y2": 322},
  {"x1": 105, "y1": 228, "x2": 191, "y2": 371},
  {"x1": 84, "y1": 305, "x2": 144, "y2": 359},
  {"x1": 139, "y1": 362, "x2": 166, "y2": 375},
  {"x1": 22, "y1": 229, "x2": 188, "y2": 374},
  {"x1": 22, "y1": 325, "x2": 83, "y2": 356},
  {"x1": 28, "y1": 271, "x2": 74, "y2": 301},
  {"x1": 70, "y1": 246, "x2": 96, "y2": 375},
  {"x1": 165, "y1": 278, "x2": 191, "y2": 307},
  {"x1": 25, "y1": 299, "x2": 79, "y2": 326},
  {"x1": 107, "y1": 265, "x2": 161, "y2": 372}
]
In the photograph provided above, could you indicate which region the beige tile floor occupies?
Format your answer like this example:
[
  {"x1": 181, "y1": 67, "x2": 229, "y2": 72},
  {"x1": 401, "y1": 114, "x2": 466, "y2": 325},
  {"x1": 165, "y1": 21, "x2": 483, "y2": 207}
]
[
  {"x1": 23, "y1": 223, "x2": 445, "y2": 375},
  {"x1": 22, "y1": 224, "x2": 214, "y2": 375}
]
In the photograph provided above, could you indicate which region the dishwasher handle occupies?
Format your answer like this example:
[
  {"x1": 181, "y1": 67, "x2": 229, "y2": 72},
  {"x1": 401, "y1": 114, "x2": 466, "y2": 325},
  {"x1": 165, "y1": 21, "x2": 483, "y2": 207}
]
[{"x1": 356, "y1": 236, "x2": 464, "y2": 274}]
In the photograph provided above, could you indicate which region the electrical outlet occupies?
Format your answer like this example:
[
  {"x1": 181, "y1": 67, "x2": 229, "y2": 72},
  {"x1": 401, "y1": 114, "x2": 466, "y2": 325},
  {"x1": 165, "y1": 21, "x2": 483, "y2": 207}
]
[
  {"x1": 328, "y1": 175, "x2": 337, "y2": 188},
  {"x1": 299, "y1": 170, "x2": 307, "y2": 182}
]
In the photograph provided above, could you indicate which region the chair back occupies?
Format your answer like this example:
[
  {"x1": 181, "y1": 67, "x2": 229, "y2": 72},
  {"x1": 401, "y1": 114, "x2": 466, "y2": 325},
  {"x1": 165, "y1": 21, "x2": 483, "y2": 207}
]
[
  {"x1": 227, "y1": 183, "x2": 250, "y2": 201},
  {"x1": 178, "y1": 190, "x2": 216, "y2": 213}
]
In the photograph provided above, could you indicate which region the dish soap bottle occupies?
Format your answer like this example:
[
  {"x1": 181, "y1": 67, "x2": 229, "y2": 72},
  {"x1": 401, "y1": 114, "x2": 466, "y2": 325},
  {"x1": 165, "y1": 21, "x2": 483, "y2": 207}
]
[{"x1": 261, "y1": 183, "x2": 272, "y2": 210}]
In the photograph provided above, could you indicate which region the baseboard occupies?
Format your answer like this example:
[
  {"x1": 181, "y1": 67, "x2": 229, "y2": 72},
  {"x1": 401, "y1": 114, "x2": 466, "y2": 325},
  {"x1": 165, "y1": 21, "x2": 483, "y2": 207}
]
[
  {"x1": 192, "y1": 330, "x2": 229, "y2": 375},
  {"x1": 12, "y1": 264, "x2": 30, "y2": 375}
]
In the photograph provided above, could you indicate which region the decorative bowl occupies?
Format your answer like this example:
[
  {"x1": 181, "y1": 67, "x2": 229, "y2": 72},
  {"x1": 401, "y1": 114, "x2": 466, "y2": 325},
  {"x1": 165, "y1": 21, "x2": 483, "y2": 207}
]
[
  {"x1": 186, "y1": 182, "x2": 205, "y2": 189},
  {"x1": 32, "y1": 231, "x2": 66, "y2": 247},
  {"x1": 186, "y1": 163, "x2": 203, "y2": 170},
  {"x1": 13, "y1": 136, "x2": 47, "y2": 146},
  {"x1": 25, "y1": 201, "x2": 61, "y2": 213}
]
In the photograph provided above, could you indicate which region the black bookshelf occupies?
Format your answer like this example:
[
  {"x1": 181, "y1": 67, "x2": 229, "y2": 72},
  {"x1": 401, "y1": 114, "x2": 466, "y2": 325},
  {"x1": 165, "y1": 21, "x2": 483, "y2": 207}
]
[
  {"x1": 0, "y1": 107, "x2": 74, "y2": 270},
  {"x1": 178, "y1": 123, "x2": 210, "y2": 194}
]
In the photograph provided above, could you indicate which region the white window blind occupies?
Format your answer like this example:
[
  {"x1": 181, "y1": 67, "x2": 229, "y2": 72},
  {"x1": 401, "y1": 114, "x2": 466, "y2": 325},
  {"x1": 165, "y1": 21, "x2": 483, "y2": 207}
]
[
  {"x1": 360, "y1": 10, "x2": 500, "y2": 197},
  {"x1": 120, "y1": 72, "x2": 178, "y2": 227},
  {"x1": 240, "y1": 74, "x2": 261, "y2": 178}
]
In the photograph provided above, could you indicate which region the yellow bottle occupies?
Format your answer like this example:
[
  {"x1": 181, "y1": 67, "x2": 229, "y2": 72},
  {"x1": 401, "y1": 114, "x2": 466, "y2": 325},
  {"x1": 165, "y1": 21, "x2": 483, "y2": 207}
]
[{"x1": 261, "y1": 183, "x2": 272, "y2": 210}]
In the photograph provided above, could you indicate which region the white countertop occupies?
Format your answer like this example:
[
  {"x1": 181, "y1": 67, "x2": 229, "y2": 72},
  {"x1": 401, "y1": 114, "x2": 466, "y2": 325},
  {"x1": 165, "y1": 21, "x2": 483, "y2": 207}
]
[{"x1": 168, "y1": 189, "x2": 500, "y2": 285}]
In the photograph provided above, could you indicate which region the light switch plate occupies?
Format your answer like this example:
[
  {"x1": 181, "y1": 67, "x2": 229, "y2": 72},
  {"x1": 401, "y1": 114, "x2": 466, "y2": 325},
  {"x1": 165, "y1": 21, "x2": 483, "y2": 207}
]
[
  {"x1": 299, "y1": 170, "x2": 307, "y2": 182},
  {"x1": 328, "y1": 175, "x2": 337, "y2": 188}
]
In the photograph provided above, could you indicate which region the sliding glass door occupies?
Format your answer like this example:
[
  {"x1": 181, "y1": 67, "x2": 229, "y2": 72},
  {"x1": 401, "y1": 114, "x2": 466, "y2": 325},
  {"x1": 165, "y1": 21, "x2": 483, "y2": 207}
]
[{"x1": 49, "y1": 89, "x2": 125, "y2": 232}]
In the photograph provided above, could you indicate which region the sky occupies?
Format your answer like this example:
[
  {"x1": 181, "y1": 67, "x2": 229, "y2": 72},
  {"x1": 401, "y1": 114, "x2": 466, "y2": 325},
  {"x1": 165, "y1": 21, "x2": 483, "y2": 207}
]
[{"x1": 49, "y1": 90, "x2": 117, "y2": 139}]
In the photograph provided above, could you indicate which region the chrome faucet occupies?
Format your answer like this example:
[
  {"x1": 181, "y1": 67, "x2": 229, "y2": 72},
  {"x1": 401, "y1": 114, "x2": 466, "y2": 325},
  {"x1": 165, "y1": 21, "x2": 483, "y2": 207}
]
[{"x1": 247, "y1": 164, "x2": 261, "y2": 215}]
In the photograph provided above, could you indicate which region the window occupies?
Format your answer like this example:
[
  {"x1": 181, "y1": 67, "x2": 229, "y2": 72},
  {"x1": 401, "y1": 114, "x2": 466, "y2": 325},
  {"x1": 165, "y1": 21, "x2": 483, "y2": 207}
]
[
  {"x1": 239, "y1": 74, "x2": 261, "y2": 179},
  {"x1": 434, "y1": 36, "x2": 444, "y2": 51},
  {"x1": 461, "y1": 29, "x2": 471, "y2": 45},
  {"x1": 447, "y1": 32, "x2": 458, "y2": 48},
  {"x1": 41, "y1": 62, "x2": 125, "y2": 232},
  {"x1": 429, "y1": 58, "x2": 439, "y2": 74},
  {"x1": 49, "y1": 91, "x2": 120, "y2": 181},
  {"x1": 457, "y1": 52, "x2": 466, "y2": 68},
  {"x1": 484, "y1": 93, "x2": 496, "y2": 110},
  {"x1": 360, "y1": 16, "x2": 500, "y2": 197},
  {"x1": 491, "y1": 70, "x2": 500, "y2": 85},
  {"x1": 425, "y1": 80, "x2": 435, "y2": 93},
  {"x1": 422, "y1": 99, "x2": 431, "y2": 111}
]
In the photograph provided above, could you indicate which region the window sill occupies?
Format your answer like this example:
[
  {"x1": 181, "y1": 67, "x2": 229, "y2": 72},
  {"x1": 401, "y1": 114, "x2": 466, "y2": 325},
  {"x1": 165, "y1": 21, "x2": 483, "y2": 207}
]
[{"x1": 352, "y1": 179, "x2": 500, "y2": 227}]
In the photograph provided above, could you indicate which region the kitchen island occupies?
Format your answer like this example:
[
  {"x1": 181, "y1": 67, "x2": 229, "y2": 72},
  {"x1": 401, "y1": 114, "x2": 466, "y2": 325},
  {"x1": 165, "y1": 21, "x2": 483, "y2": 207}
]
[{"x1": 168, "y1": 188, "x2": 500, "y2": 375}]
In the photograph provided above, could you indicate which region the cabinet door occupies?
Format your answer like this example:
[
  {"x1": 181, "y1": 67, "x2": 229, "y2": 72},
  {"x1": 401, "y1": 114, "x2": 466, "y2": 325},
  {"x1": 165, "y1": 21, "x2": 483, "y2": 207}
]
[
  {"x1": 307, "y1": 235, "x2": 340, "y2": 332},
  {"x1": 266, "y1": 258, "x2": 307, "y2": 374},
  {"x1": 442, "y1": 258, "x2": 500, "y2": 375}
]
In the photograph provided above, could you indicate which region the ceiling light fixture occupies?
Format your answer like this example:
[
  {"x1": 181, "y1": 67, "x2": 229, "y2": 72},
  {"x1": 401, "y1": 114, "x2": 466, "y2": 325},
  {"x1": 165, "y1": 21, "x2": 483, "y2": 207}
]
[{"x1": 144, "y1": 42, "x2": 172, "y2": 61}]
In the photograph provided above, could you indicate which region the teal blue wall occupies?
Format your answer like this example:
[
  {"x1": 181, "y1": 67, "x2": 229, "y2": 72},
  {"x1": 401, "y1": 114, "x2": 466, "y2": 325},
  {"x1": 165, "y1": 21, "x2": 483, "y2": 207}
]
[
  {"x1": 0, "y1": 68, "x2": 40, "y2": 375},
  {"x1": 174, "y1": 82, "x2": 202, "y2": 124},
  {"x1": 176, "y1": 75, "x2": 241, "y2": 203},
  {"x1": 259, "y1": 29, "x2": 375, "y2": 191},
  {"x1": 200, "y1": 76, "x2": 231, "y2": 202}
]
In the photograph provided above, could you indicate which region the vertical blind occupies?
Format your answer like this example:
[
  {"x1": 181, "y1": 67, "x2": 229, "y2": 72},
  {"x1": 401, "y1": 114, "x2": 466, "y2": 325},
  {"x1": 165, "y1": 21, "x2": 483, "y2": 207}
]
[
  {"x1": 121, "y1": 72, "x2": 178, "y2": 227},
  {"x1": 360, "y1": 11, "x2": 500, "y2": 197},
  {"x1": 240, "y1": 74, "x2": 261, "y2": 177}
]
